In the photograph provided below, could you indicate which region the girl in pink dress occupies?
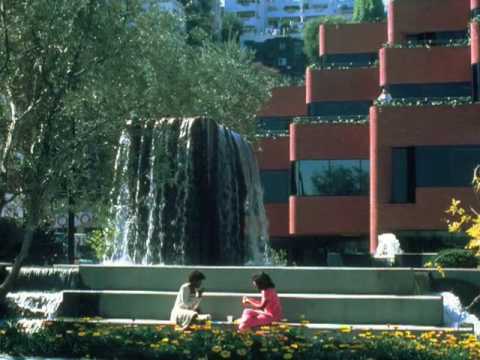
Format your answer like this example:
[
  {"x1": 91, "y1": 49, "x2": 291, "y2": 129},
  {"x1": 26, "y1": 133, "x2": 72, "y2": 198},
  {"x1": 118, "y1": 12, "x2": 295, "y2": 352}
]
[{"x1": 238, "y1": 272, "x2": 283, "y2": 332}]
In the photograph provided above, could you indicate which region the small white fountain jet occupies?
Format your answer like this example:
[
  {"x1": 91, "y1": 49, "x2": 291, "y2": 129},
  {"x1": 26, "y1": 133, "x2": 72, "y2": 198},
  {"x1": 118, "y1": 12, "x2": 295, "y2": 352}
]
[{"x1": 374, "y1": 233, "x2": 403, "y2": 265}]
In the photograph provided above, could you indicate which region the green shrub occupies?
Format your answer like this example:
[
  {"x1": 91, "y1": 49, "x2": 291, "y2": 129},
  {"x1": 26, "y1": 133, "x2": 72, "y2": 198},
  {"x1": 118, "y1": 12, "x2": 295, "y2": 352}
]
[{"x1": 430, "y1": 249, "x2": 478, "y2": 268}]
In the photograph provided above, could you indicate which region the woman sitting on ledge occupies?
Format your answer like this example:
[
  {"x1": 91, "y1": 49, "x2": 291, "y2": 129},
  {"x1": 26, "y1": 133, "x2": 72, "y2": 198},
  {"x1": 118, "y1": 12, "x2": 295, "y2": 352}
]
[
  {"x1": 170, "y1": 270, "x2": 211, "y2": 329},
  {"x1": 238, "y1": 272, "x2": 282, "y2": 332}
]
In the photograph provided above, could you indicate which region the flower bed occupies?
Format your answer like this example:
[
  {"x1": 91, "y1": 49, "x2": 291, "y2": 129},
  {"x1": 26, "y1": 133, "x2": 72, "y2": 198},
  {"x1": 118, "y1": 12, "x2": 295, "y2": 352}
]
[{"x1": 0, "y1": 320, "x2": 478, "y2": 359}]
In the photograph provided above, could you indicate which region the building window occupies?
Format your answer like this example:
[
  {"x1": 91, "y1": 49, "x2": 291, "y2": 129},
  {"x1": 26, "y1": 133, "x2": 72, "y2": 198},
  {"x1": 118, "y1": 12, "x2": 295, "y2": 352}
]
[
  {"x1": 256, "y1": 116, "x2": 291, "y2": 135},
  {"x1": 278, "y1": 57, "x2": 287, "y2": 66},
  {"x1": 237, "y1": 11, "x2": 256, "y2": 19},
  {"x1": 311, "y1": 4, "x2": 327, "y2": 10},
  {"x1": 308, "y1": 101, "x2": 372, "y2": 116},
  {"x1": 260, "y1": 170, "x2": 290, "y2": 203},
  {"x1": 391, "y1": 147, "x2": 416, "y2": 203},
  {"x1": 284, "y1": 5, "x2": 300, "y2": 12},
  {"x1": 292, "y1": 160, "x2": 369, "y2": 196},
  {"x1": 321, "y1": 53, "x2": 378, "y2": 68},
  {"x1": 416, "y1": 146, "x2": 480, "y2": 187},
  {"x1": 387, "y1": 83, "x2": 472, "y2": 99},
  {"x1": 405, "y1": 30, "x2": 468, "y2": 46}
]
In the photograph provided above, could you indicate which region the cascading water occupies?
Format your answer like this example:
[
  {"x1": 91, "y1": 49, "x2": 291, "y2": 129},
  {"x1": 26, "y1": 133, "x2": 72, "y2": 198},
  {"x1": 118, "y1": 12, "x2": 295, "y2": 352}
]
[
  {"x1": 442, "y1": 292, "x2": 480, "y2": 336},
  {"x1": 374, "y1": 233, "x2": 403, "y2": 265},
  {"x1": 6, "y1": 292, "x2": 63, "y2": 319},
  {"x1": 107, "y1": 117, "x2": 269, "y2": 265},
  {"x1": 5, "y1": 266, "x2": 79, "y2": 321}
]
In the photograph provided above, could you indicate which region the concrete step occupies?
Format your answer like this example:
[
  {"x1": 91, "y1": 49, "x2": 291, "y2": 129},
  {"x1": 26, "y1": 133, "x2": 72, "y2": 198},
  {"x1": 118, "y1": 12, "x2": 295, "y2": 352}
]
[
  {"x1": 78, "y1": 266, "x2": 417, "y2": 295},
  {"x1": 61, "y1": 290, "x2": 443, "y2": 326}
]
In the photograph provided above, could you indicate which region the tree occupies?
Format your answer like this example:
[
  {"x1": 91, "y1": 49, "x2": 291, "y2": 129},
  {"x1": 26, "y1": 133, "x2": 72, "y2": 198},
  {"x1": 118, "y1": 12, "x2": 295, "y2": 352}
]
[
  {"x1": 303, "y1": 16, "x2": 347, "y2": 64},
  {"x1": 221, "y1": 13, "x2": 243, "y2": 43},
  {"x1": 0, "y1": 1, "x2": 279, "y2": 300},
  {"x1": 0, "y1": 0, "x2": 139, "y2": 299},
  {"x1": 178, "y1": 0, "x2": 219, "y2": 45},
  {"x1": 352, "y1": 0, "x2": 386, "y2": 23}
]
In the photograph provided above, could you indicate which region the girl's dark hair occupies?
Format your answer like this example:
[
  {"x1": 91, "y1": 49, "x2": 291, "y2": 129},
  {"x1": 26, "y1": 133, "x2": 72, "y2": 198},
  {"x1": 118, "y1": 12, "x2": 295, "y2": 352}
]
[
  {"x1": 252, "y1": 272, "x2": 275, "y2": 290},
  {"x1": 188, "y1": 270, "x2": 206, "y2": 283}
]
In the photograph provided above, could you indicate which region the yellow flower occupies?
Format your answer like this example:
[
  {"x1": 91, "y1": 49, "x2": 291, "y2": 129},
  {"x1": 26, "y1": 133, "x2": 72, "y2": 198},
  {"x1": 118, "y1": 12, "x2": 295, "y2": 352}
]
[
  {"x1": 290, "y1": 343, "x2": 299, "y2": 349},
  {"x1": 339, "y1": 325, "x2": 352, "y2": 333},
  {"x1": 220, "y1": 350, "x2": 231, "y2": 358},
  {"x1": 92, "y1": 332, "x2": 101, "y2": 337},
  {"x1": 212, "y1": 345, "x2": 222, "y2": 353},
  {"x1": 435, "y1": 266, "x2": 446, "y2": 278},
  {"x1": 244, "y1": 340, "x2": 254, "y2": 347},
  {"x1": 283, "y1": 353, "x2": 293, "y2": 360},
  {"x1": 161, "y1": 337, "x2": 169, "y2": 343},
  {"x1": 78, "y1": 332, "x2": 86, "y2": 337}
]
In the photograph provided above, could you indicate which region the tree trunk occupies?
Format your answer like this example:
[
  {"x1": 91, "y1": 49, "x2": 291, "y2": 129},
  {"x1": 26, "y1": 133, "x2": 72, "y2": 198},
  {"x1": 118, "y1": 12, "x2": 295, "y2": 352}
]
[
  {"x1": 67, "y1": 203, "x2": 75, "y2": 264},
  {"x1": 0, "y1": 201, "x2": 39, "y2": 301}
]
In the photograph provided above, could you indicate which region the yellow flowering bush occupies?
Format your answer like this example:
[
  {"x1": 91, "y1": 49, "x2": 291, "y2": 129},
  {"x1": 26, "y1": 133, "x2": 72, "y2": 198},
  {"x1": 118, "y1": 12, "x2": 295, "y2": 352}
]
[
  {"x1": 0, "y1": 320, "x2": 478, "y2": 359},
  {"x1": 445, "y1": 168, "x2": 480, "y2": 257}
]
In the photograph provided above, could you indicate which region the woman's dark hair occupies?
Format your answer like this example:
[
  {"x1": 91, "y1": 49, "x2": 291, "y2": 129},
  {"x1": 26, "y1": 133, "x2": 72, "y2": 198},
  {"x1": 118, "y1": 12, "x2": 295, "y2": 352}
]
[
  {"x1": 252, "y1": 272, "x2": 275, "y2": 290},
  {"x1": 188, "y1": 270, "x2": 206, "y2": 283}
]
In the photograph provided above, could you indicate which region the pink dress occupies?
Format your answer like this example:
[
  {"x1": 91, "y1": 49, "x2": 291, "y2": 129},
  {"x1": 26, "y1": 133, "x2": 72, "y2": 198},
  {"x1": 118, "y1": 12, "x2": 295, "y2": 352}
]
[{"x1": 238, "y1": 288, "x2": 282, "y2": 332}]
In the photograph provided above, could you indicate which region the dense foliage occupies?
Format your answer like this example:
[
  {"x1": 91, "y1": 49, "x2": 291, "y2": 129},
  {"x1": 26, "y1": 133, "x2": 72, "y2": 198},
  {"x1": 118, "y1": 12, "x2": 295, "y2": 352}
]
[
  {"x1": 426, "y1": 249, "x2": 478, "y2": 269},
  {"x1": 221, "y1": 13, "x2": 244, "y2": 43},
  {"x1": 352, "y1": 0, "x2": 386, "y2": 23},
  {"x1": 0, "y1": 320, "x2": 478, "y2": 359},
  {"x1": 303, "y1": 17, "x2": 347, "y2": 64}
]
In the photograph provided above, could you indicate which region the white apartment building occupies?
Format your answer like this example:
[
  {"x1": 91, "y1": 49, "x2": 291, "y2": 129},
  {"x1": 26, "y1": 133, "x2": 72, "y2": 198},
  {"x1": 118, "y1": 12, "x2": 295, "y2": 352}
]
[{"x1": 224, "y1": 0, "x2": 354, "y2": 44}]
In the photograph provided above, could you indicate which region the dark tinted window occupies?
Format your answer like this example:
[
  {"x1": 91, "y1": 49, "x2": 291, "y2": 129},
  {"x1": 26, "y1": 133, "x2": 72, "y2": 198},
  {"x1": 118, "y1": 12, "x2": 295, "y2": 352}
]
[
  {"x1": 391, "y1": 147, "x2": 416, "y2": 203},
  {"x1": 293, "y1": 160, "x2": 369, "y2": 196},
  {"x1": 405, "y1": 30, "x2": 468, "y2": 46},
  {"x1": 308, "y1": 101, "x2": 372, "y2": 116},
  {"x1": 321, "y1": 53, "x2": 378, "y2": 68},
  {"x1": 416, "y1": 146, "x2": 480, "y2": 187},
  {"x1": 387, "y1": 83, "x2": 471, "y2": 98},
  {"x1": 260, "y1": 170, "x2": 289, "y2": 203},
  {"x1": 256, "y1": 117, "x2": 291, "y2": 135}
]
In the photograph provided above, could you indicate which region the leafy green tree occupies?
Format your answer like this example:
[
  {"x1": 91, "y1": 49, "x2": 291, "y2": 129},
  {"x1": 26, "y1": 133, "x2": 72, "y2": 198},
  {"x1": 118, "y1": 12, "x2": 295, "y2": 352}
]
[
  {"x1": 221, "y1": 13, "x2": 244, "y2": 43},
  {"x1": 352, "y1": 0, "x2": 386, "y2": 23},
  {"x1": 179, "y1": 0, "x2": 219, "y2": 45},
  {"x1": 303, "y1": 16, "x2": 347, "y2": 64},
  {"x1": 0, "y1": 0, "x2": 279, "y2": 297},
  {"x1": 0, "y1": 0, "x2": 140, "y2": 298}
]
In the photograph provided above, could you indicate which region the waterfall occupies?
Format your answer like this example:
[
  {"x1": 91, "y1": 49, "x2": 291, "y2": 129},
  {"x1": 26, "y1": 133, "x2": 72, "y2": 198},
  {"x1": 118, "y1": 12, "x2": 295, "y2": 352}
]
[
  {"x1": 9, "y1": 266, "x2": 80, "y2": 291},
  {"x1": 6, "y1": 292, "x2": 63, "y2": 319},
  {"x1": 4, "y1": 267, "x2": 78, "y2": 322},
  {"x1": 441, "y1": 292, "x2": 480, "y2": 336},
  {"x1": 107, "y1": 117, "x2": 269, "y2": 265}
]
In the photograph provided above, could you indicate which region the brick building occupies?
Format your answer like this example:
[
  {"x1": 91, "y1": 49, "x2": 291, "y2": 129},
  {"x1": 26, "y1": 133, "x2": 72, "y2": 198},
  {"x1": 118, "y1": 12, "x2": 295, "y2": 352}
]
[{"x1": 257, "y1": 0, "x2": 480, "y2": 265}]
